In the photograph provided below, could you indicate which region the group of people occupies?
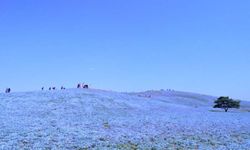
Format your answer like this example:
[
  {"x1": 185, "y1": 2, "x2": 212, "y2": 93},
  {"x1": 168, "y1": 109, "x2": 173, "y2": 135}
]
[
  {"x1": 4, "y1": 83, "x2": 89, "y2": 93},
  {"x1": 40, "y1": 83, "x2": 89, "y2": 91},
  {"x1": 42, "y1": 86, "x2": 66, "y2": 91},
  {"x1": 77, "y1": 83, "x2": 89, "y2": 89},
  {"x1": 48, "y1": 87, "x2": 56, "y2": 91}
]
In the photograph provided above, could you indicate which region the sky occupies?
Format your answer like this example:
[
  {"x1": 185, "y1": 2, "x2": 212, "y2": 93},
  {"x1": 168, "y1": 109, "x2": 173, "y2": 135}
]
[{"x1": 0, "y1": 0, "x2": 249, "y2": 100}]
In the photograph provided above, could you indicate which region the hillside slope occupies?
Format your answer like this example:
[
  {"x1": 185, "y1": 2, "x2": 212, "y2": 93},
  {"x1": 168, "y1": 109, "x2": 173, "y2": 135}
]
[
  {"x1": 128, "y1": 90, "x2": 216, "y2": 107},
  {"x1": 0, "y1": 89, "x2": 249, "y2": 149}
]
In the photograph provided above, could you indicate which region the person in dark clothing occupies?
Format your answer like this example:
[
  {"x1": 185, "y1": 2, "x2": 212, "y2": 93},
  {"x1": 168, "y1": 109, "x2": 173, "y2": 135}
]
[
  {"x1": 41, "y1": 87, "x2": 44, "y2": 91},
  {"x1": 49, "y1": 87, "x2": 51, "y2": 90},
  {"x1": 83, "y1": 85, "x2": 89, "y2": 89},
  {"x1": 5, "y1": 88, "x2": 11, "y2": 93},
  {"x1": 77, "y1": 83, "x2": 81, "y2": 88}
]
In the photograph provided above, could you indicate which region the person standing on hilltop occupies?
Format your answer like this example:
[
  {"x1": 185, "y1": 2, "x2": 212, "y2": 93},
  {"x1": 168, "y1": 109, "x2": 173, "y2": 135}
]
[
  {"x1": 5, "y1": 88, "x2": 11, "y2": 93},
  {"x1": 77, "y1": 83, "x2": 81, "y2": 88}
]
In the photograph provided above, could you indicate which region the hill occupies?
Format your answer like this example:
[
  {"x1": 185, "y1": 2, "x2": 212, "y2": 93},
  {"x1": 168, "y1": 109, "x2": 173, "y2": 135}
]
[{"x1": 0, "y1": 89, "x2": 249, "y2": 149}]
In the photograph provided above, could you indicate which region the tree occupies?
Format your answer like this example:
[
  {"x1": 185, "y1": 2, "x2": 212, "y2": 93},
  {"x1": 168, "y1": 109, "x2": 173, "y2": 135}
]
[{"x1": 213, "y1": 97, "x2": 240, "y2": 112}]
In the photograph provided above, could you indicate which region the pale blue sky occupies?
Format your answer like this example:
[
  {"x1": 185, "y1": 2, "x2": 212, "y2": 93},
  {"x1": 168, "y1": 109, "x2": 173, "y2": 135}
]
[{"x1": 0, "y1": 0, "x2": 249, "y2": 100}]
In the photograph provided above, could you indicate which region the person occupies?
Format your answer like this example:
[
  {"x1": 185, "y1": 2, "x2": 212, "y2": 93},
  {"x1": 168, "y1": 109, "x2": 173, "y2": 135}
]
[
  {"x1": 83, "y1": 84, "x2": 89, "y2": 89},
  {"x1": 49, "y1": 87, "x2": 51, "y2": 90},
  {"x1": 41, "y1": 87, "x2": 44, "y2": 91},
  {"x1": 52, "y1": 87, "x2": 56, "y2": 90},
  {"x1": 5, "y1": 88, "x2": 11, "y2": 93},
  {"x1": 77, "y1": 83, "x2": 81, "y2": 88}
]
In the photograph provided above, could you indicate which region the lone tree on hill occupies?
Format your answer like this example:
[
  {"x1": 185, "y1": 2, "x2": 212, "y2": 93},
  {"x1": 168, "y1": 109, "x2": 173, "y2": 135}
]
[{"x1": 213, "y1": 96, "x2": 240, "y2": 112}]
